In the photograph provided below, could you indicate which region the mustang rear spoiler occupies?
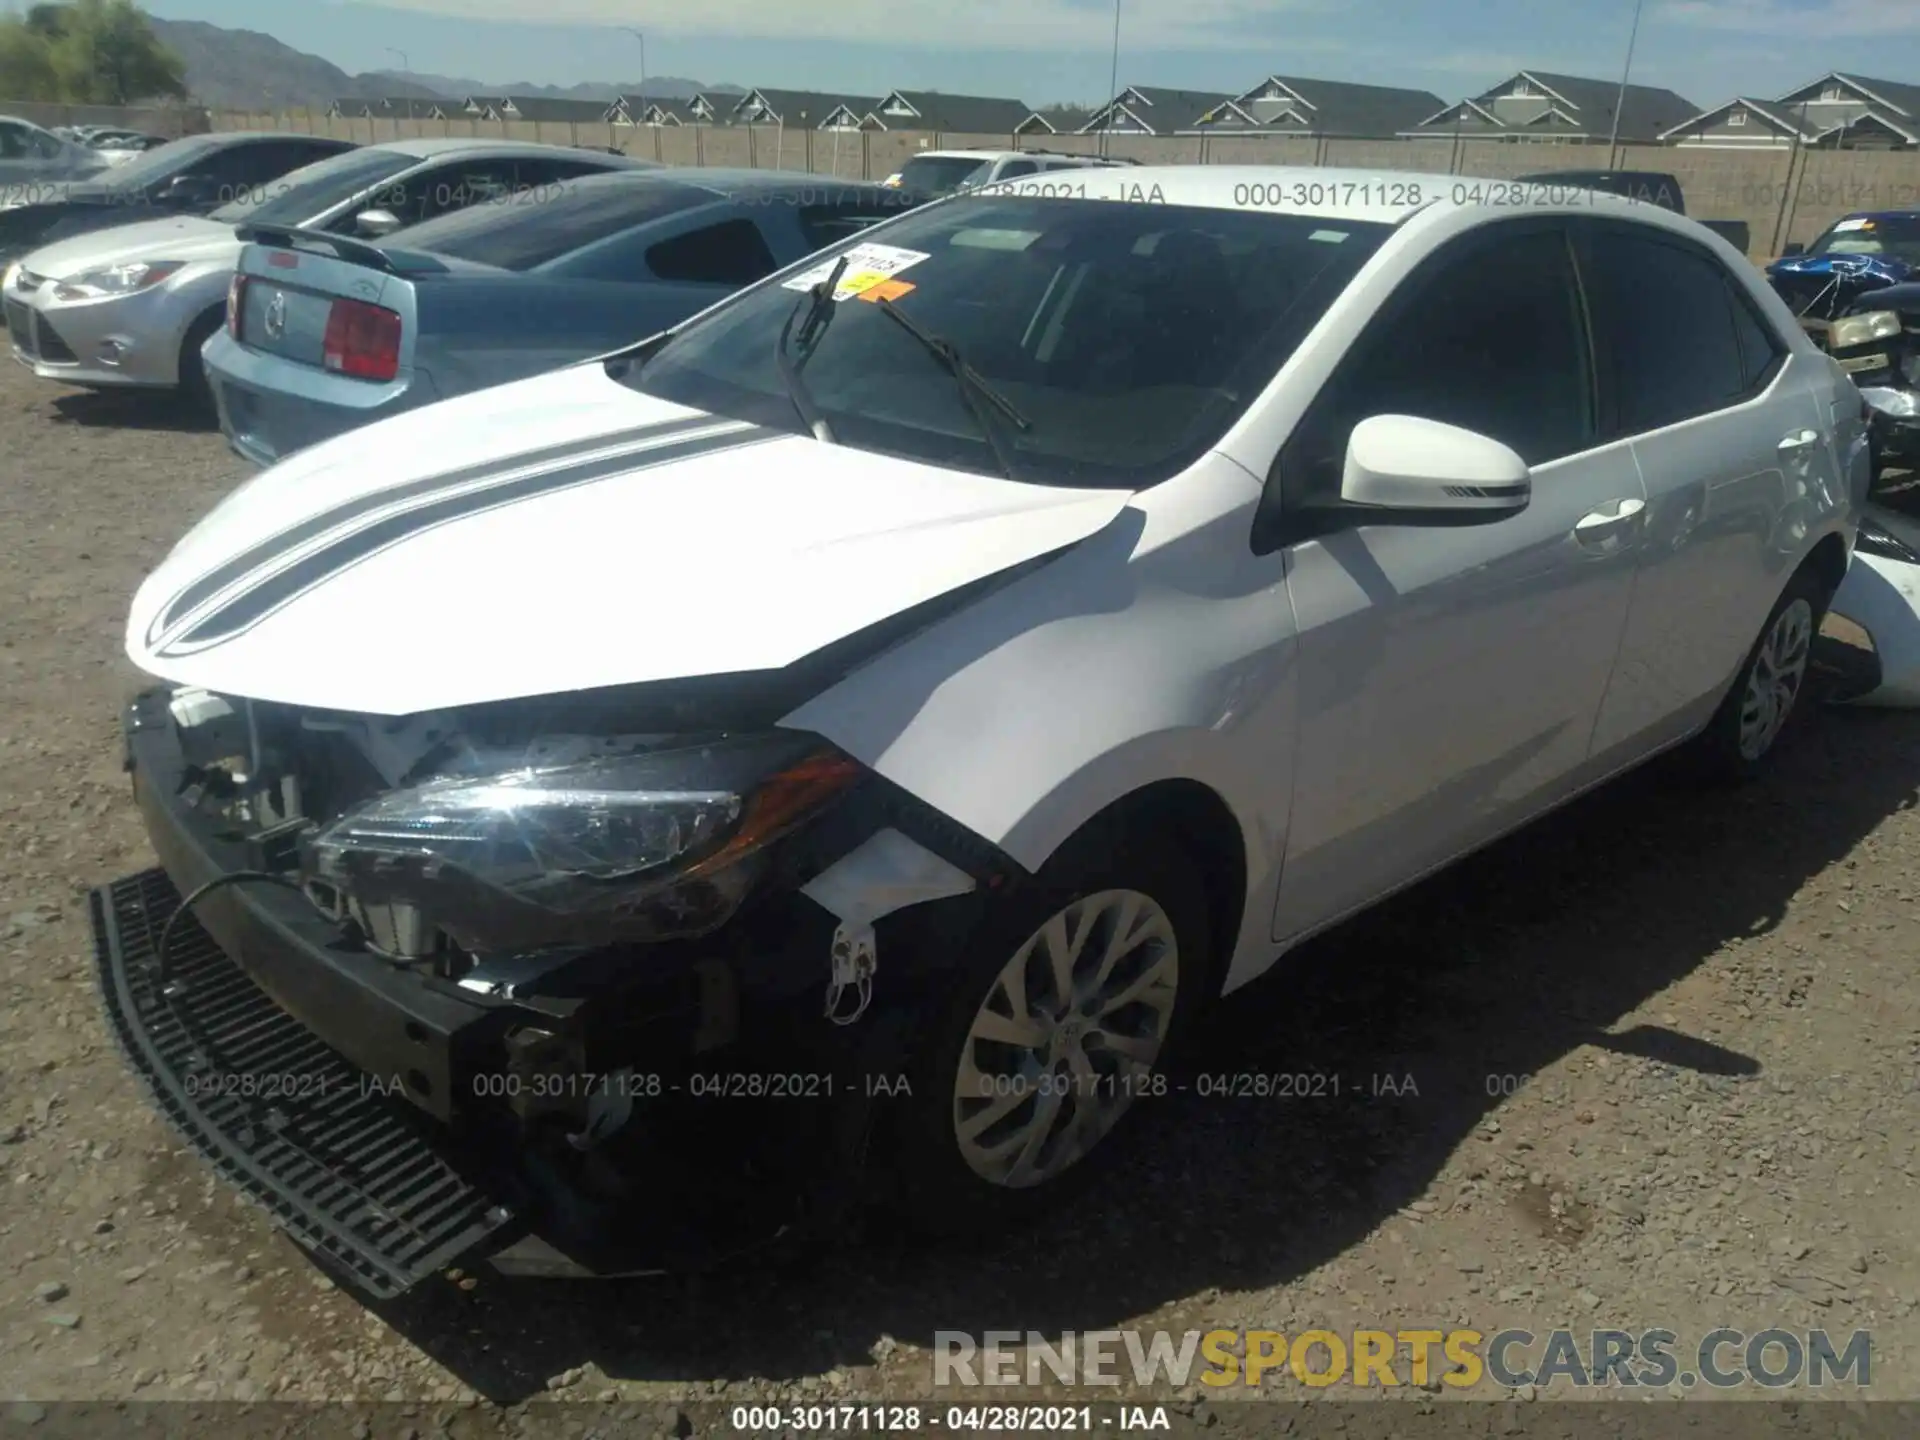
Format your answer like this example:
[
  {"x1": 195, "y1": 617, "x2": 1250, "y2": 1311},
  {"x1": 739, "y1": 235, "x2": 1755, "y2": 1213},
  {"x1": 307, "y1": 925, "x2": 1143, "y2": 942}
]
[{"x1": 236, "y1": 223, "x2": 447, "y2": 275}]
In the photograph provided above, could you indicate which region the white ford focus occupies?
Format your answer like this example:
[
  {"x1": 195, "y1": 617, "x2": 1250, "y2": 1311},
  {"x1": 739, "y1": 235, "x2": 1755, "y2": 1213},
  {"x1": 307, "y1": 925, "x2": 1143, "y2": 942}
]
[{"x1": 98, "y1": 167, "x2": 1868, "y2": 1291}]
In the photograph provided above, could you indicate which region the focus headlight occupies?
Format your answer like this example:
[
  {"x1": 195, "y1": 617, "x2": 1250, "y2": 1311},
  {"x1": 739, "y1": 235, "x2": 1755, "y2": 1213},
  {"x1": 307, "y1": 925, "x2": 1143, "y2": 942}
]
[
  {"x1": 304, "y1": 731, "x2": 863, "y2": 954},
  {"x1": 1829, "y1": 310, "x2": 1903, "y2": 349},
  {"x1": 52, "y1": 259, "x2": 184, "y2": 301}
]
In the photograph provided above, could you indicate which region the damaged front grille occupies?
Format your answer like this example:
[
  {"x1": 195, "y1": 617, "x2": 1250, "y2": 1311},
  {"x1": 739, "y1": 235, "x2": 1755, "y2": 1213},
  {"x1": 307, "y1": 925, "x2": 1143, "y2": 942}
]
[{"x1": 90, "y1": 867, "x2": 522, "y2": 1296}]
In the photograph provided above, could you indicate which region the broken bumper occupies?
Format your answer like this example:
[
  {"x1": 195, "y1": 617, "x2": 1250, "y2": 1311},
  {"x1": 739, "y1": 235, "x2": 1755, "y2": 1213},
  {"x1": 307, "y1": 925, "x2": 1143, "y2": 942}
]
[
  {"x1": 90, "y1": 866, "x2": 527, "y2": 1296},
  {"x1": 96, "y1": 689, "x2": 985, "y2": 1288},
  {"x1": 118, "y1": 688, "x2": 510, "y2": 1122},
  {"x1": 1828, "y1": 547, "x2": 1920, "y2": 707}
]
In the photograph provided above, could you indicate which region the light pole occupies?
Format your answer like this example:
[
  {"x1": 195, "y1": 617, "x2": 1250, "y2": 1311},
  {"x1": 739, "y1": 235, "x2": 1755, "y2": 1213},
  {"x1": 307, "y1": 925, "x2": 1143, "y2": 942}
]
[
  {"x1": 386, "y1": 47, "x2": 410, "y2": 78},
  {"x1": 1102, "y1": 0, "x2": 1121, "y2": 158},
  {"x1": 1605, "y1": 0, "x2": 1644, "y2": 168},
  {"x1": 623, "y1": 27, "x2": 649, "y2": 113}
]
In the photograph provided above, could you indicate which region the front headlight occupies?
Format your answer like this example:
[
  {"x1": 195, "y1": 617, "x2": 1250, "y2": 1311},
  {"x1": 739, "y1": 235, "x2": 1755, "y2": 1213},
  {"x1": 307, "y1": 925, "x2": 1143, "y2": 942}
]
[
  {"x1": 305, "y1": 731, "x2": 864, "y2": 954},
  {"x1": 1829, "y1": 310, "x2": 1903, "y2": 349},
  {"x1": 52, "y1": 259, "x2": 184, "y2": 301}
]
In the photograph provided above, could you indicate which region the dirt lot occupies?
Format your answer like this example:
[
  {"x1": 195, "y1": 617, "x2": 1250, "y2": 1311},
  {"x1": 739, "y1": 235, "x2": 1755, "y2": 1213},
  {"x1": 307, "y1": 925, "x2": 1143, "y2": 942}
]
[{"x1": 1, "y1": 361, "x2": 1918, "y2": 1418}]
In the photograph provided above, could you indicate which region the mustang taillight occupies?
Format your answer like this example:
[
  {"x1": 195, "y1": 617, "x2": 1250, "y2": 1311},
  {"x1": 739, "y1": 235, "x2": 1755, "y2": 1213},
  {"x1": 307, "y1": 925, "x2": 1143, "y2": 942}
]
[
  {"x1": 226, "y1": 272, "x2": 247, "y2": 341},
  {"x1": 322, "y1": 297, "x2": 401, "y2": 382}
]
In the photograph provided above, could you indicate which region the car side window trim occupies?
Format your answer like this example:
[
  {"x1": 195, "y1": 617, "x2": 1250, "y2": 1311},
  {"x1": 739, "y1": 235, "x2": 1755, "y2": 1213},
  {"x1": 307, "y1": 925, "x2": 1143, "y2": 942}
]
[
  {"x1": 1574, "y1": 216, "x2": 1784, "y2": 441},
  {"x1": 1253, "y1": 216, "x2": 1601, "y2": 554}
]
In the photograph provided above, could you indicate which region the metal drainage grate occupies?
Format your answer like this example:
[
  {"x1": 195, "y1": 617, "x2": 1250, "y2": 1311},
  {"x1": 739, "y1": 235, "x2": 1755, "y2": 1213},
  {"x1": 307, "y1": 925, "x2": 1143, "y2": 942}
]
[{"x1": 91, "y1": 868, "x2": 521, "y2": 1298}]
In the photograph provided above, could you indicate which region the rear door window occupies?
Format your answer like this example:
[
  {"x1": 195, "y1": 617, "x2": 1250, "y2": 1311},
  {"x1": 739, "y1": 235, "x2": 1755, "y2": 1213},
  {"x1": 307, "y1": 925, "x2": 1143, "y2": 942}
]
[
  {"x1": 1580, "y1": 222, "x2": 1765, "y2": 434},
  {"x1": 646, "y1": 217, "x2": 779, "y2": 285}
]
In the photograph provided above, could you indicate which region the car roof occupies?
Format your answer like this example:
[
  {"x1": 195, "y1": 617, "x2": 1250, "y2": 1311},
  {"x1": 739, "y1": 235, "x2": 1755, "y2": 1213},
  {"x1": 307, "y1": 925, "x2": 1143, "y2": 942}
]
[
  {"x1": 1829, "y1": 209, "x2": 1920, "y2": 223},
  {"x1": 558, "y1": 166, "x2": 902, "y2": 198},
  {"x1": 958, "y1": 164, "x2": 1733, "y2": 229},
  {"x1": 363, "y1": 136, "x2": 653, "y2": 163}
]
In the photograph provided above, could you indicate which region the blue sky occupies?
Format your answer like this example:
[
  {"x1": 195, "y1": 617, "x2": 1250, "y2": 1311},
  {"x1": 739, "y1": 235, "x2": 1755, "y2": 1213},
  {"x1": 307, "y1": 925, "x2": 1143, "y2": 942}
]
[{"x1": 142, "y1": 0, "x2": 1920, "y2": 108}]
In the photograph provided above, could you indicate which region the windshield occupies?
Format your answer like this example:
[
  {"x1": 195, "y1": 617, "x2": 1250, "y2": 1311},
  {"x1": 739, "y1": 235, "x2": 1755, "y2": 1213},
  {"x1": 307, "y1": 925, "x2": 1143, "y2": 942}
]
[
  {"x1": 896, "y1": 156, "x2": 993, "y2": 195},
  {"x1": 1806, "y1": 215, "x2": 1920, "y2": 265},
  {"x1": 624, "y1": 195, "x2": 1390, "y2": 490},
  {"x1": 209, "y1": 147, "x2": 416, "y2": 225},
  {"x1": 384, "y1": 176, "x2": 709, "y2": 270},
  {"x1": 94, "y1": 134, "x2": 225, "y2": 193}
]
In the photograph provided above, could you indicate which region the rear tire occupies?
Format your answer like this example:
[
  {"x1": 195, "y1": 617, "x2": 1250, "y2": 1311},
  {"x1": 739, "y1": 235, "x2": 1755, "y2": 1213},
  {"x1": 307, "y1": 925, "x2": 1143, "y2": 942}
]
[
  {"x1": 881, "y1": 823, "x2": 1214, "y2": 1239},
  {"x1": 177, "y1": 308, "x2": 224, "y2": 415},
  {"x1": 1689, "y1": 566, "x2": 1829, "y2": 781}
]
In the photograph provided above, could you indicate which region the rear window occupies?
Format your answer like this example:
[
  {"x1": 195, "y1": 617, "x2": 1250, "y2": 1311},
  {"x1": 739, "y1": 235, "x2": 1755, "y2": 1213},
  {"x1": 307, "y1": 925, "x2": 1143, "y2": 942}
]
[
  {"x1": 208, "y1": 147, "x2": 418, "y2": 226},
  {"x1": 95, "y1": 134, "x2": 228, "y2": 192},
  {"x1": 896, "y1": 156, "x2": 992, "y2": 195},
  {"x1": 381, "y1": 176, "x2": 711, "y2": 270}
]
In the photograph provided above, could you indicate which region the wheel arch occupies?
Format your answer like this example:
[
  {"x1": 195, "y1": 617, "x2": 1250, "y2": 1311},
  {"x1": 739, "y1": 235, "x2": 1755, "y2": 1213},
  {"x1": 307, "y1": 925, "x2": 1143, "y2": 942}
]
[{"x1": 1007, "y1": 764, "x2": 1258, "y2": 1003}]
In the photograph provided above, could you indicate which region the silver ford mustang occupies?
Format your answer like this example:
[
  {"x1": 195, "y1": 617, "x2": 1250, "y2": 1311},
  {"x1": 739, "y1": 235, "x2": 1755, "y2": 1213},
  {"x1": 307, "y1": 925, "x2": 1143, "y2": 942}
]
[{"x1": 4, "y1": 139, "x2": 651, "y2": 404}]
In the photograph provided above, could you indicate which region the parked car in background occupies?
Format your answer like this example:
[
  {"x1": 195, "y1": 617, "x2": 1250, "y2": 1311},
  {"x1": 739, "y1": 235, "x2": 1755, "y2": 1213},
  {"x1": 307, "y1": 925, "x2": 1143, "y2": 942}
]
[
  {"x1": 0, "y1": 114, "x2": 110, "y2": 198},
  {"x1": 102, "y1": 167, "x2": 1864, "y2": 1289},
  {"x1": 1766, "y1": 211, "x2": 1920, "y2": 481},
  {"x1": 0, "y1": 132, "x2": 354, "y2": 267},
  {"x1": 6, "y1": 139, "x2": 652, "y2": 405},
  {"x1": 1513, "y1": 168, "x2": 1750, "y2": 254},
  {"x1": 89, "y1": 132, "x2": 171, "y2": 165},
  {"x1": 205, "y1": 169, "x2": 928, "y2": 465},
  {"x1": 882, "y1": 148, "x2": 1134, "y2": 196}
]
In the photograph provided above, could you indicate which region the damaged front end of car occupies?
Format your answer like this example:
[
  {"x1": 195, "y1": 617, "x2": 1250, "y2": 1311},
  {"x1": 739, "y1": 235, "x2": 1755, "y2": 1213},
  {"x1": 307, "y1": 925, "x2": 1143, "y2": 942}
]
[
  {"x1": 95, "y1": 671, "x2": 1012, "y2": 1294},
  {"x1": 1768, "y1": 255, "x2": 1920, "y2": 481}
]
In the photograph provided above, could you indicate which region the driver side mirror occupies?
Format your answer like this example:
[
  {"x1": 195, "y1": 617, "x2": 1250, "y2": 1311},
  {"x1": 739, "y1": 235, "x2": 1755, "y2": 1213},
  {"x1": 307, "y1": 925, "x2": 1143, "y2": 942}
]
[
  {"x1": 353, "y1": 208, "x2": 402, "y2": 237},
  {"x1": 1781, "y1": 241, "x2": 1806, "y2": 257},
  {"x1": 1337, "y1": 414, "x2": 1531, "y2": 523}
]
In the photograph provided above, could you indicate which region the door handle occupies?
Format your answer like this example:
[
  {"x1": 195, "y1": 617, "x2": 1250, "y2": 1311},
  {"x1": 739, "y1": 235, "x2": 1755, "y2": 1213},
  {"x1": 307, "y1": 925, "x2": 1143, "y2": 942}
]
[
  {"x1": 1573, "y1": 496, "x2": 1646, "y2": 546},
  {"x1": 1779, "y1": 429, "x2": 1820, "y2": 453}
]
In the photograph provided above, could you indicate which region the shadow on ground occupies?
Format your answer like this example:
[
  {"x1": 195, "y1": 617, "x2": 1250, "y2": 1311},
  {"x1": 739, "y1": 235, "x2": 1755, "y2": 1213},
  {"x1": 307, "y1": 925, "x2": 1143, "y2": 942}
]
[
  {"x1": 49, "y1": 387, "x2": 214, "y2": 434},
  {"x1": 345, "y1": 693, "x2": 1920, "y2": 1402}
]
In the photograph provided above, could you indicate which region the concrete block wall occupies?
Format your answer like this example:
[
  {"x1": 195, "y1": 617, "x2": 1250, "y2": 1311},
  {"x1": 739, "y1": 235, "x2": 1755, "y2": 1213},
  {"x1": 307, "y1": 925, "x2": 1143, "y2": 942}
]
[{"x1": 206, "y1": 108, "x2": 1920, "y2": 258}]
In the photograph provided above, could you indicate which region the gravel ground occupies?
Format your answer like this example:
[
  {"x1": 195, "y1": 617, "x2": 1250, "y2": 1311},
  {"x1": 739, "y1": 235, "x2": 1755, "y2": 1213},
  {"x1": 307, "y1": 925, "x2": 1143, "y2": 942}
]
[{"x1": 1, "y1": 362, "x2": 1917, "y2": 1418}]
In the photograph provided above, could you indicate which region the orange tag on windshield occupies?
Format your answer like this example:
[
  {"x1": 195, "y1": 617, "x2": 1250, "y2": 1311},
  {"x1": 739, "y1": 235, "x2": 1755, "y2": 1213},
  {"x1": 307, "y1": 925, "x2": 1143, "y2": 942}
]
[{"x1": 855, "y1": 279, "x2": 916, "y2": 303}]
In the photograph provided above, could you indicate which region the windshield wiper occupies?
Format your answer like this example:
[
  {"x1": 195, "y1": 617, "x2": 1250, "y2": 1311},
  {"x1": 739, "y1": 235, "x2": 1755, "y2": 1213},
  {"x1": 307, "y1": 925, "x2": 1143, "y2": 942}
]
[
  {"x1": 775, "y1": 254, "x2": 848, "y2": 443},
  {"x1": 873, "y1": 298, "x2": 1032, "y2": 482}
]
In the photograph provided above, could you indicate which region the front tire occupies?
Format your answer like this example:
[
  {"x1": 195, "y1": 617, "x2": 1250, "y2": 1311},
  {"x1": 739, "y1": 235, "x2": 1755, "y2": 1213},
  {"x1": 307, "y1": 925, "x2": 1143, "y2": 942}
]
[
  {"x1": 1691, "y1": 567, "x2": 1827, "y2": 780},
  {"x1": 883, "y1": 826, "x2": 1213, "y2": 1237}
]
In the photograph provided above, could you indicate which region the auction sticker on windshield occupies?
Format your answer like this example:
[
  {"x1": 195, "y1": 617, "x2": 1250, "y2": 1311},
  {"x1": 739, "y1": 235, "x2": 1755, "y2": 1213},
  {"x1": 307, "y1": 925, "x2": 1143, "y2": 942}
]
[{"x1": 784, "y1": 242, "x2": 930, "y2": 301}]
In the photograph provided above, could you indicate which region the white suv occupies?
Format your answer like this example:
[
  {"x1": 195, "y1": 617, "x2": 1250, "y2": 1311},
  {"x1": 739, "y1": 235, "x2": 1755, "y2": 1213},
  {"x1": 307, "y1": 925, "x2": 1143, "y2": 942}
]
[{"x1": 883, "y1": 148, "x2": 1130, "y2": 197}]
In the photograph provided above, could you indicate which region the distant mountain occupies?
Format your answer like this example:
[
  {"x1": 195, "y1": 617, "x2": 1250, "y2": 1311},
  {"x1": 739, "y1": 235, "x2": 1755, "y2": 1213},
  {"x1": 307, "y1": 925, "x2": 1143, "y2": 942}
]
[
  {"x1": 148, "y1": 18, "x2": 443, "y2": 110},
  {"x1": 368, "y1": 71, "x2": 744, "y2": 103},
  {"x1": 138, "y1": 14, "x2": 752, "y2": 113}
]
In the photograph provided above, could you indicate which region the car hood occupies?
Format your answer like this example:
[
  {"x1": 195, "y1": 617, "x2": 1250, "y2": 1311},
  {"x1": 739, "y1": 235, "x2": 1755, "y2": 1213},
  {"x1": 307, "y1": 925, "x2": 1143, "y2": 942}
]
[
  {"x1": 23, "y1": 214, "x2": 237, "y2": 279},
  {"x1": 126, "y1": 362, "x2": 1136, "y2": 716}
]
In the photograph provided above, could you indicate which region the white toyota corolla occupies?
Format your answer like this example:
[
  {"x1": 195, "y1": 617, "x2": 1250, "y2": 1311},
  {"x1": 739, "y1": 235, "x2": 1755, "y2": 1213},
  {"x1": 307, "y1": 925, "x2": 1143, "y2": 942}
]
[{"x1": 96, "y1": 167, "x2": 1868, "y2": 1292}]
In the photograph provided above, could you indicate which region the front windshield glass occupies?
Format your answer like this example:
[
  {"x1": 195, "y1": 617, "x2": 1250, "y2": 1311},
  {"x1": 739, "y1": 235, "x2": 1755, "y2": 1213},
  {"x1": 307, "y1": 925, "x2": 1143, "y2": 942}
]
[
  {"x1": 624, "y1": 195, "x2": 1390, "y2": 490},
  {"x1": 95, "y1": 135, "x2": 224, "y2": 193},
  {"x1": 896, "y1": 156, "x2": 993, "y2": 195},
  {"x1": 1807, "y1": 215, "x2": 1920, "y2": 265},
  {"x1": 209, "y1": 147, "x2": 417, "y2": 225}
]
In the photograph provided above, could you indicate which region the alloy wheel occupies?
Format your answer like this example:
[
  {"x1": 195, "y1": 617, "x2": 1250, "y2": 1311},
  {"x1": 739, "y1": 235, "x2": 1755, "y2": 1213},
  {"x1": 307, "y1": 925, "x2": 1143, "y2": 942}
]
[
  {"x1": 1738, "y1": 597, "x2": 1814, "y2": 761},
  {"x1": 951, "y1": 888, "x2": 1179, "y2": 1189}
]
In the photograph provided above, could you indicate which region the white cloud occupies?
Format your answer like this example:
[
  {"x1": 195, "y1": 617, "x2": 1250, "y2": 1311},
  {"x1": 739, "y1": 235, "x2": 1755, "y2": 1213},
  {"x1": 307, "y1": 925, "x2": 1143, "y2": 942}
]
[
  {"x1": 1660, "y1": 0, "x2": 1920, "y2": 38},
  {"x1": 344, "y1": 0, "x2": 1335, "y2": 52}
]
